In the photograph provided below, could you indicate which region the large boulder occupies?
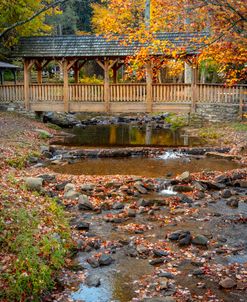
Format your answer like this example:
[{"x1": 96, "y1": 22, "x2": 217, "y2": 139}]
[
  {"x1": 78, "y1": 195, "x2": 94, "y2": 210},
  {"x1": 178, "y1": 171, "x2": 191, "y2": 183},
  {"x1": 64, "y1": 183, "x2": 76, "y2": 192},
  {"x1": 219, "y1": 277, "x2": 236, "y2": 289},
  {"x1": 85, "y1": 275, "x2": 101, "y2": 287},
  {"x1": 192, "y1": 235, "x2": 208, "y2": 246},
  {"x1": 64, "y1": 190, "x2": 79, "y2": 200},
  {"x1": 25, "y1": 177, "x2": 43, "y2": 192}
]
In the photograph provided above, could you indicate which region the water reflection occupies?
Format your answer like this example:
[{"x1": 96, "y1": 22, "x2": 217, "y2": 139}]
[{"x1": 56, "y1": 124, "x2": 201, "y2": 147}]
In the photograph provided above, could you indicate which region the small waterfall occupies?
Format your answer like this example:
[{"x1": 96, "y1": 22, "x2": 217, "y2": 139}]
[
  {"x1": 158, "y1": 151, "x2": 184, "y2": 160},
  {"x1": 159, "y1": 186, "x2": 177, "y2": 196}
]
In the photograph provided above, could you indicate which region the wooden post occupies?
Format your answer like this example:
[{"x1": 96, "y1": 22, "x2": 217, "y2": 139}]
[
  {"x1": 34, "y1": 60, "x2": 43, "y2": 84},
  {"x1": 146, "y1": 60, "x2": 153, "y2": 113},
  {"x1": 104, "y1": 59, "x2": 110, "y2": 112},
  {"x1": 239, "y1": 86, "x2": 243, "y2": 120},
  {"x1": 63, "y1": 59, "x2": 69, "y2": 112},
  {"x1": 24, "y1": 59, "x2": 30, "y2": 110},
  {"x1": 112, "y1": 62, "x2": 124, "y2": 83},
  {"x1": 96, "y1": 59, "x2": 118, "y2": 112},
  {"x1": 191, "y1": 66, "x2": 198, "y2": 113}
]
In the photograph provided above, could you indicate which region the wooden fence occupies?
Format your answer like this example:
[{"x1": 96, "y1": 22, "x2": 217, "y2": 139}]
[
  {"x1": 0, "y1": 83, "x2": 246, "y2": 113},
  {"x1": 30, "y1": 84, "x2": 63, "y2": 102},
  {"x1": 69, "y1": 84, "x2": 104, "y2": 102},
  {"x1": 0, "y1": 84, "x2": 24, "y2": 103},
  {"x1": 153, "y1": 83, "x2": 192, "y2": 103},
  {"x1": 110, "y1": 84, "x2": 146, "y2": 102}
]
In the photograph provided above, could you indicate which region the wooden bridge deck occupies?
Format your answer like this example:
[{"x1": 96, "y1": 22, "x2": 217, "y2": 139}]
[{"x1": 0, "y1": 83, "x2": 246, "y2": 113}]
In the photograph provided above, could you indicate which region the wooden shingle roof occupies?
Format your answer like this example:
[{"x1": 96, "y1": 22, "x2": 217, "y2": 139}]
[
  {"x1": 0, "y1": 61, "x2": 20, "y2": 70},
  {"x1": 12, "y1": 32, "x2": 208, "y2": 58}
]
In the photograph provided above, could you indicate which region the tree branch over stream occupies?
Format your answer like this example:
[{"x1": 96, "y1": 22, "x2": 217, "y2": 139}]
[{"x1": 0, "y1": 0, "x2": 68, "y2": 40}]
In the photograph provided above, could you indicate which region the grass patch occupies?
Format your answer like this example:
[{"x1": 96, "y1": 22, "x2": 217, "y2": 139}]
[
  {"x1": 46, "y1": 123, "x2": 62, "y2": 131},
  {"x1": 5, "y1": 151, "x2": 41, "y2": 169},
  {"x1": 39, "y1": 132, "x2": 50, "y2": 140},
  {"x1": 0, "y1": 191, "x2": 72, "y2": 301},
  {"x1": 230, "y1": 122, "x2": 247, "y2": 132},
  {"x1": 198, "y1": 127, "x2": 220, "y2": 140}
]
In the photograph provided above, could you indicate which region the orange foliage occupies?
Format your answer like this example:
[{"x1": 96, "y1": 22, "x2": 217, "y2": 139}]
[{"x1": 91, "y1": 0, "x2": 247, "y2": 83}]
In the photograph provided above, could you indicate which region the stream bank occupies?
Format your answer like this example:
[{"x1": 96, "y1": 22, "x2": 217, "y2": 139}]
[{"x1": 1, "y1": 112, "x2": 247, "y2": 302}]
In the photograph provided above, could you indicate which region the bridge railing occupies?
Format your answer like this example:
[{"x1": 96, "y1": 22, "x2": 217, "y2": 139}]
[
  {"x1": 30, "y1": 84, "x2": 63, "y2": 102},
  {"x1": 197, "y1": 84, "x2": 244, "y2": 103},
  {"x1": 152, "y1": 83, "x2": 192, "y2": 103},
  {"x1": 69, "y1": 84, "x2": 104, "y2": 102},
  {"x1": 110, "y1": 83, "x2": 146, "y2": 102},
  {"x1": 0, "y1": 83, "x2": 246, "y2": 112},
  {"x1": 0, "y1": 84, "x2": 24, "y2": 103}
]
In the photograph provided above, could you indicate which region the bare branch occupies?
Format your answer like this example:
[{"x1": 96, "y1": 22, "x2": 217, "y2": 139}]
[{"x1": 0, "y1": 0, "x2": 68, "y2": 40}]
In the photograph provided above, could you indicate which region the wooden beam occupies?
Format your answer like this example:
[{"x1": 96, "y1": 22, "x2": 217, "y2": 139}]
[
  {"x1": 63, "y1": 59, "x2": 69, "y2": 112},
  {"x1": 78, "y1": 60, "x2": 86, "y2": 71},
  {"x1": 67, "y1": 59, "x2": 78, "y2": 71},
  {"x1": 96, "y1": 59, "x2": 105, "y2": 71},
  {"x1": 104, "y1": 59, "x2": 110, "y2": 112},
  {"x1": 24, "y1": 59, "x2": 30, "y2": 110},
  {"x1": 191, "y1": 66, "x2": 198, "y2": 113},
  {"x1": 72, "y1": 60, "x2": 86, "y2": 83},
  {"x1": 146, "y1": 60, "x2": 153, "y2": 113},
  {"x1": 42, "y1": 59, "x2": 51, "y2": 69},
  {"x1": 109, "y1": 59, "x2": 118, "y2": 70},
  {"x1": 111, "y1": 60, "x2": 121, "y2": 83},
  {"x1": 34, "y1": 60, "x2": 43, "y2": 84}
]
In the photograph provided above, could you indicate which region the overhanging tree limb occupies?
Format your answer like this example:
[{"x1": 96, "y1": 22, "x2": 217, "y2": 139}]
[{"x1": 0, "y1": 0, "x2": 68, "y2": 40}]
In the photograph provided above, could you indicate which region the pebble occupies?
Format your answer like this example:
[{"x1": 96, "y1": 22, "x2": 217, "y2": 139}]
[
  {"x1": 99, "y1": 254, "x2": 113, "y2": 266},
  {"x1": 192, "y1": 235, "x2": 208, "y2": 246},
  {"x1": 85, "y1": 275, "x2": 101, "y2": 287},
  {"x1": 76, "y1": 221, "x2": 90, "y2": 231},
  {"x1": 219, "y1": 277, "x2": 237, "y2": 289}
]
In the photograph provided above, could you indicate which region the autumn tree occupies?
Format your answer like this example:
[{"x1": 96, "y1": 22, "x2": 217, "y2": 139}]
[
  {"x1": 0, "y1": 0, "x2": 67, "y2": 47},
  {"x1": 91, "y1": 0, "x2": 247, "y2": 84}
]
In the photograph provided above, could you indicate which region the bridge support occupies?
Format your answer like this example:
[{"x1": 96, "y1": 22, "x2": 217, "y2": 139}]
[
  {"x1": 96, "y1": 59, "x2": 118, "y2": 112},
  {"x1": 23, "y1": 59, "x2": 34, "y2": 110},
  {"x1": 146, "y1": 60, "x2": 153, "y2": 113}
]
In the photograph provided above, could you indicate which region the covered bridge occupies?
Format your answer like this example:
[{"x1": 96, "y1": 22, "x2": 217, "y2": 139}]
[{"x1": 0, "y1": 33, "x2": 246, "y2": 115}]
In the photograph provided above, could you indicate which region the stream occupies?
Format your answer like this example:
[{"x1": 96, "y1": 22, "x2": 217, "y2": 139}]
[{"x1": 49, "y1": 124, "x2": 247, "y2": 302}]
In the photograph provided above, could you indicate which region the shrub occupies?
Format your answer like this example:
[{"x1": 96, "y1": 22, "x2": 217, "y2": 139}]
[{"x1": 165, "y1": 113, "x2": 187, "y2": 130}]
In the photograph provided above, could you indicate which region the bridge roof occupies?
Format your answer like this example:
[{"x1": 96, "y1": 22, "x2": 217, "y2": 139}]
[{"x1": 12, "y1": 32, "x2": 208, "y2": 58}]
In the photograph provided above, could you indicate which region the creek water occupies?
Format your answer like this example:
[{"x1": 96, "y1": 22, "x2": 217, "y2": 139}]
[
  {"x1": 70, "y1": 197, "x2": 247, "y2": 302},
  {"x1": 53, "y1": 124, "x2": 202, "y2": 147},
  {"x1": 51, "y1": 155, "x2": 240, "y2": 177},
  {"x1": 51, "y1": 124, "x2": 246, "y2": 302}
]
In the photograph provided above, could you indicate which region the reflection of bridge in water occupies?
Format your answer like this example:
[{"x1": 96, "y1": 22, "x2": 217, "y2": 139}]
[{"x1": 53, "y1": 124, "x2": 199, "y2": 147}]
